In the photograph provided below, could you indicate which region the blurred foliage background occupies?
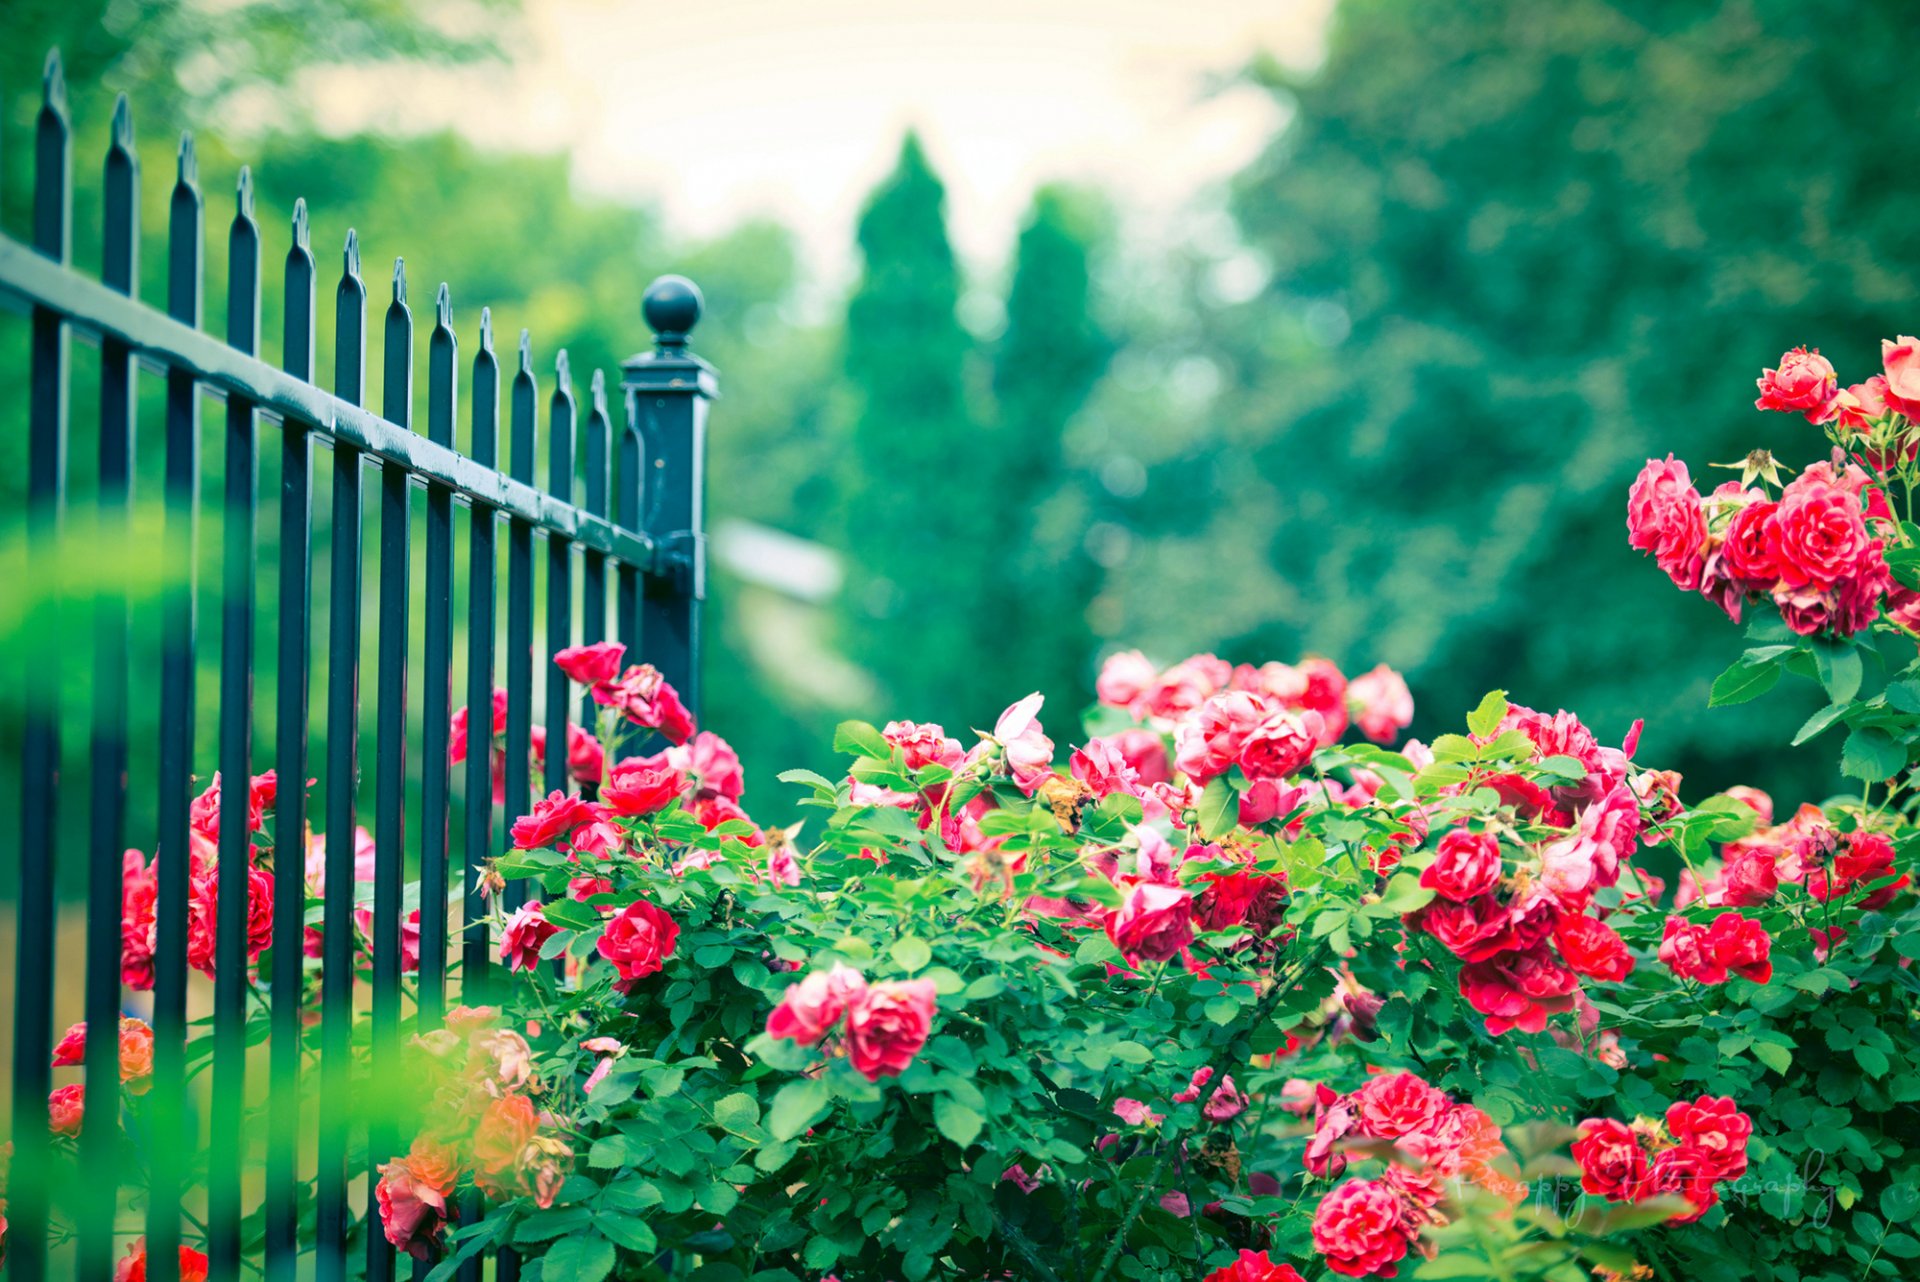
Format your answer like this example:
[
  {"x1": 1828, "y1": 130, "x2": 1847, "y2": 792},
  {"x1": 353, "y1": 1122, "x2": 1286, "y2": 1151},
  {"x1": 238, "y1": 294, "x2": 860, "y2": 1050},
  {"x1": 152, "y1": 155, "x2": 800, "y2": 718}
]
[{"x1": 4, "y1": 0, "x2": 1914, "y2": 898}]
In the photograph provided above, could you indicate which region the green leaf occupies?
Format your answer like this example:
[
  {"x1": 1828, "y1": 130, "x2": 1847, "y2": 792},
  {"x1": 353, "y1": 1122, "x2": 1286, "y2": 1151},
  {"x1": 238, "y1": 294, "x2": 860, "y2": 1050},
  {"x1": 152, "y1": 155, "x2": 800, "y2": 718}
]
[
  {"x1": 1888, "y1": 679, "x2": 1920, "y2": 714},
  {"x1": 833, "y1": 720, "x2": 891, "y2": 758},
  {"x1": 1204, "y1": 995, "x2": 1242, "y2": 1025},
  {"x1": 1842, "y1": 727, "x2": 1907, "y2": 783},
  {"x1": 1709, "y1": 657, "x2": 1782, "y2": 707},
  {"x1": 767, "y1": 1077, "x2": 832, "y2": 1141},
  {"x1": 932, "y1": 1094, "x2": 984, "y2": 1148},
  {"x1": 541, "y1": 898, "x2": 602, "y2": 931},
  {"x1": 778, "y1": 768, "x2": 839, "y2": 792},
  {"x1": 1465, "y1": 689, "x2": 1509, "y2": 738},
  {"x1": 594, "y1": 1213, "x2": 658, "y2": 1253},
  {"x1": 1814, "y1": 640, "x2": 1864, "y2": 703},
  {"x1": 1195, "y1": 776, "x2": 1239, "y2": 840},
  {"x1": 890, "y1": 936, "x2": 933, "y2": 973},
  {"x1": 713, "y1": 1090, "x2": 761, "y2": 1130},
  {"x1": 1752, "y1": 1041, "x2": 1792, "y2": 1074},
  {"x1": 542, "y1": 1233, "x2": 617, "y2": 1282},
  {"x1": 1793, "y1": 702, "x2": 1852, "y2": 746}
]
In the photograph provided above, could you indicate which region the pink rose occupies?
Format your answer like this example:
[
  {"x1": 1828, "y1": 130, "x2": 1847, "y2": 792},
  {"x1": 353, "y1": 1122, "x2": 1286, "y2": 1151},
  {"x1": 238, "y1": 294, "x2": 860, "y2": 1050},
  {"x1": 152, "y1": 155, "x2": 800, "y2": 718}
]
[
  {"x1": 993, "y1": 693, "x2": 1055, "y2": 795},
  {"x1": 566, "y1": 725, "x2": 604, "y2": 785},
  {"x1": 554, "y1": 640, "x2": 626, "y2": 689},
  {"x1": 1104, "y1": 882, "x2": 1195, "y2": 963},
  {"x1": 1882, "y1": 335, "x2": 1920, "y2": 416},
  {"x1": 600, "y1": 758, "x2": 687, "y2": 816},
  {"x1": 663, "y1": 731, "x2": 746, "y2": 800},
  {"x1": 1237, "y1": 710, "x2": 1322, "y2": 783},
  {"x1": 1420, "y1": 829, "x2": 1502, "y2": 903},
  {"x1": 1705, "y1": 911, "x2": 1772, "y2": 983},
  {"x1": 1572, "y1": 1117, "x2": 1649, "y2": 1202},
  {"x1": 1627, "y1": 456, "x2": 1706, "y2": 591},
  {"x1": 1352, "y1": 1071, "x2": 1447, "y2": 1139},
  {"x1": 766, "y1": 963, "x2": 867, "y2": 1046},
  {"x1": 498, "y1": 902, "x2": 559, "y2": 972},
  {"x1": 882, "y1": 720, "x2": 966, "y2": 772},
  {"x1": 1664, "y1": 1095, "x2": 1752, "y2": 1181},
  {"x1": 1311, "y1": 1178, "x2": 1412, "y2": 1279},
  {"x1": 1070, "y1": 737, "x2": 1141, "y2": 798},
  {"x1": 597, "y1": 898, "x2": 679, "y2": 985},
  {"x1": 1658, "y1": 916, "x2": 1723, "y2": 983},
  {"x1": 1754, "y1": 345, "x2": 1839, "y2": 421},
  {"x1": 844, "y1": 978, "x2": 937, "y2": 1081},
  {"x1": 49, "y1": 1083, "x2": 84, "y2": 1137},
  {"x1": 1109, "y1": 727, "x2": 1171, "y2": 785},
  {"x1": 596, "y1": 663, "x2": 696, "y2": 743},
  {"x1": 1174, "y1": 691, "x2": 1270, "y2": 784},
  {"x1": 375, "y1": 1152, "x2": 453, "y2": 1261},
  {"x1": 1095, "y1": 649, "x2": 1158, "y2": 711},
  {"x1": 1347, "y1": 664, "x2": 1413, "y2": 743},
  {"x1": 1767, "y1": 474, "x2": 1873, "y2": 592}
]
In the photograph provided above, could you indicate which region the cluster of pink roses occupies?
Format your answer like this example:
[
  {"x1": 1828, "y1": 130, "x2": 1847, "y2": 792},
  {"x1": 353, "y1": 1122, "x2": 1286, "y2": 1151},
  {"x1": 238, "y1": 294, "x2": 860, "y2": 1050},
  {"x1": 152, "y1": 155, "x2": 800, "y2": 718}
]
[
  {"x1": 553, "y1": 641, "x2": 695, "y2": 745},
  {"x1": 40, "y1": 1016, "x2": 157, "y2": 1139},
  {"x1": 765, "y1": 963, "x2": 937, "y2": 1082},
  {"x1": 451, "y1": 686, "x2": 605, "y2": 799},
  {"x1": 1674, "y1": 790, "x2": 1906, "y2": 955},
  {"x1": 1406, "y1": 705, "x2": 1650, "y2": 1035},
  {"x1": 1302, "y1": 1071, "x2": 1514, "y2": 1277},
  {"x1": 1628, "y1": 339, "x2": 1920, "y2": 636},
  {"x1": 121, "y1": 770, "x2": 278, "y2": 990},
  {"x1": 1572, "y1": 1095, "x2": 1753, "y2": 1223}
]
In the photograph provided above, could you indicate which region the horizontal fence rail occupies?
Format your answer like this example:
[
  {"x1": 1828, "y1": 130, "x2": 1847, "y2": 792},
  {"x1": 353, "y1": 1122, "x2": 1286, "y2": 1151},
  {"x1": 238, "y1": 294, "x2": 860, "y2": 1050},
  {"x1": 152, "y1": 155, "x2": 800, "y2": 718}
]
[{"x1": 0, "y1": 51, "x2": 716, "y2": 1282}]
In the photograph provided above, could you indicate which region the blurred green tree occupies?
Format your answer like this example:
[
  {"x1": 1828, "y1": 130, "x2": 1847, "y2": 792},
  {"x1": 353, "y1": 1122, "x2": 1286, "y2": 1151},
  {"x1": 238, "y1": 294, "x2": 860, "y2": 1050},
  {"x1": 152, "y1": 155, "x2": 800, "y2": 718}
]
[
  {"x1": 989, "y1": 184, "x2": 1112, "y2": 723},
  {"x1": 1134, "y1": 0, "x2": 1920, "y2": 799},
  {"x1": 835, "y1": 133, "x2": 1000, "y2": 729}
]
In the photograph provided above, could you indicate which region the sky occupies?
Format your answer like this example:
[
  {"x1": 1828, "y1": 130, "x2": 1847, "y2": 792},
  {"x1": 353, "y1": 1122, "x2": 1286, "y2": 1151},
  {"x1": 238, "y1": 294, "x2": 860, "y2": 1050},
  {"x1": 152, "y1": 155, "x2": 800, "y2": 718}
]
[{"x1": 306, "y1": 0, "x2": 1338, "y2": 284}]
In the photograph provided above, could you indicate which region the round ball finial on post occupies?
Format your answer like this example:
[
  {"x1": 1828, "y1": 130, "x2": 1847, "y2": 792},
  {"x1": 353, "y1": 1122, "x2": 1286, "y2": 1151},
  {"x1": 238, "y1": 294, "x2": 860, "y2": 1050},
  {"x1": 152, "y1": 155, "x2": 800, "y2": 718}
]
[{"x1": 643, "y1": 274, "x2": 703, "y2": 351}]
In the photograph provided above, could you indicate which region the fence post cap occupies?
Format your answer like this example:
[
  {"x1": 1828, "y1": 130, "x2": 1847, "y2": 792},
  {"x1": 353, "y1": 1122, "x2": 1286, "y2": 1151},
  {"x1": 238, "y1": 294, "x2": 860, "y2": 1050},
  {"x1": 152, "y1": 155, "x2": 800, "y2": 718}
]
[{"x1": 643, "y1": 274, "x2": 703, "y2": 349}]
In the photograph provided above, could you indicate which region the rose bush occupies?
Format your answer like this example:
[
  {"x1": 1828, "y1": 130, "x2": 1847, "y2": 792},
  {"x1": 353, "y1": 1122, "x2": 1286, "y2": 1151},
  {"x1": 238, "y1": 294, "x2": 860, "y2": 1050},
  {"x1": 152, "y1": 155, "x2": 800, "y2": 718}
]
[{"x1": 15, "y1": 350, "x2": 1920, "y2": 1282}]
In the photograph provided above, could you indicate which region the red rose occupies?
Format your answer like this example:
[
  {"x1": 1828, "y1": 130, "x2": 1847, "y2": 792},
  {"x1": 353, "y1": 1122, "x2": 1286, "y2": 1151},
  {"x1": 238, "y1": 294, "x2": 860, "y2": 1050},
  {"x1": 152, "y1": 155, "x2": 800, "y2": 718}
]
[
  {"x1": 1627, "y1": 456, "x2": 1706, "y2": 591},
  {"x1": 1352, "y1": 1071, "x2": 1448, "y2": 1139},
  {"x1": 1808, "y1": 830, "x2": 1907, "y2": 906},
  {"x1": 766, "y1": 963, "x2": 867, "y2": 1046},
  {"x1": 597, "y1": 898, "x2": 679, "y2": 985},
  {"x1": 1310, "y1": 1178, "x2": 1412, "y2": 1278},
  {"x1": 375, "y1": 1153, "x2": 451, "y2": 1261},
  {"x1": 1105, "y1": 882, "x2": 1195, "y2": 963},
  {"x1": 115, "y1": 1242, "x2": 211, "y2": 1282},
  {"x1": 1704, "y1": 911, "x2": 1772, "y2": 983},
  {"x1": 1202, "y1": 1250, "x2": 1306, "y2": 1282},
  {"x1": 498, "y1": 902, "x2": 559, "y2": 972},
  {"x1": 844, "y1": 978, "x2": 937, "y2": 1081},
  {"x1": 600, "y1": 759, "x2": 687, "y2": 817},
  {"x1": 1657, "y1": 916, "x2": 1724, "y2": 984},
  {"x1": 1571, "y1": 1117, "x2": 1649, "y2": 1201},
  {"x1": 1552, "y1": 913, "x2": 1634, "y2": 983},
  {"x1": 1647, "y1": 1143, "x2": 1722, "y2": 1222},
  {"x1": 1237, "y1": 710, "x2": 1323, "y2": 783},
  {"x1": 1664, "y1": 1095, "x2": 1752, "y2": 1181},
  {"x1": 1195, "y1": 870, "x2": 1286, "y2": 936},
  {"x1": 1754, "y1": 345, "x2": 1839, "y2": 421},
  {"x1": 1766, "y1": 476, "x2": 1872, "y2": 593},
  {"x1": 1409, "y1": 893, "x2": 1516, "y2": 962},
  {"x1": 510, "y1": 791, "x2": 593, "y2": 850},
  {"x1": 1718, "y1": 846, "x2": 1780, "y2": 907},
  {"x1": 1457, "y1": 945, "x2": 1578, "y2": 1036},
  {"x1": 554, "y1": 640, "x2": 627, "y2": 688},
  {"x1": 1882, "y1": 335, "x2": 1920, "y2": 416},
  {"x1": 1419, "y1": 829, "x2": 1502, "y2": 903}
]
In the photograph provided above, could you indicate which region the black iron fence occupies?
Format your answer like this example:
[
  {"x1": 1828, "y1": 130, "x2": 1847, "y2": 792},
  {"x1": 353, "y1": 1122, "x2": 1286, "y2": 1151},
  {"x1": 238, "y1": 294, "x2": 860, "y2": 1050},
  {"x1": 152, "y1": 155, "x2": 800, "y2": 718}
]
[{"x1": 0, "y1": 53, "x2": 714, "y2": 1282}]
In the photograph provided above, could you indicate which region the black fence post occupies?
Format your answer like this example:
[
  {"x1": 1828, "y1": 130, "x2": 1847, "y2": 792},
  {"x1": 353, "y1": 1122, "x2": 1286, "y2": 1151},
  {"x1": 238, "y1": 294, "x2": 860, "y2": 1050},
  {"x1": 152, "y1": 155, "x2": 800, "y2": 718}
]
[{"x1": 621, "y1": 275, "x2": 716, "y2": 718}]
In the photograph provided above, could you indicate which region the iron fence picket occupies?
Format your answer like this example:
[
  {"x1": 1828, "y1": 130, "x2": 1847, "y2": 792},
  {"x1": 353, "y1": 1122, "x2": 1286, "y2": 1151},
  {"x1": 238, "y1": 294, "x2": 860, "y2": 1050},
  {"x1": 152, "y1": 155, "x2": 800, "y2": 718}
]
[
  {"x1": 150, "y1": 129, "x2": 205, "y2": 1282},
  {"x1": 419, "y1": 284, "x2": 459, "y2": 1030},
  {"x1": 316, "y1": 229, "x2": 368, "y2": 1282},
  {"x1": 10, "y1": 52, "x2": 72, "y2": 1282},
  {"x1": 581, "y1": 373, "x2": 610, "y2": 734},
  {"x1": 265, "y1": 197, "x2": 318, "y2": 1281},
  {"x1": 80, "y1": 91, "x2": 140, "y2": 1282},
  {"x1": 544, "y1": 353, "x2": 576, "y2": 801}
]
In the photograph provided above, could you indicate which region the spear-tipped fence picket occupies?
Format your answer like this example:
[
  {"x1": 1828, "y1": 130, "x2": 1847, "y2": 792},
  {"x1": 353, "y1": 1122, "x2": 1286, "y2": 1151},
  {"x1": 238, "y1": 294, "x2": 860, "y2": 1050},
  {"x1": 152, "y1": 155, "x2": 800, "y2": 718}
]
[{"x1": 0, "y1": 54, "x2": 715, "y2": 1282}]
